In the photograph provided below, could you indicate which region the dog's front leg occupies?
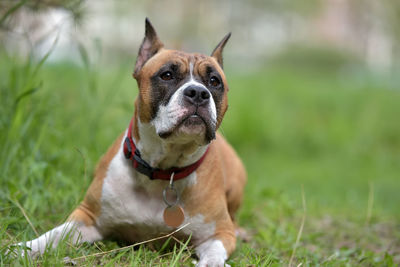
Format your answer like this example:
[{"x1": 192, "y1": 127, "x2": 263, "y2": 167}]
[
  {"x1": 12, "y1": 220, "x2": 102, "y2": 257},
  {"x1": 11, "y1": 207, "x2": 103, "y2": 258},
  {"x1": 195, "y1": 229, "x2": 236, "y2": 267}
]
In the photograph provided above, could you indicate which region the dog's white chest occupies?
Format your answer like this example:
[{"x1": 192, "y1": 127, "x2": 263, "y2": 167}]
[
  {"x1": 96, "y1": 147, "x2": 214, "y2": 241},
  {"x1": 98, "y1": 150, "x2": 166, "y2": 229}
]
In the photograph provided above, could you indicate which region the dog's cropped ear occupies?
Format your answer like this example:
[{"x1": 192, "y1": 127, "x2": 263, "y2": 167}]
[
  {"x1": 211, "y1": 32, "x2": 231, "y2": 69},
  {"x1": 134, "y1": 18, "x2": 164, "y2": 78}
]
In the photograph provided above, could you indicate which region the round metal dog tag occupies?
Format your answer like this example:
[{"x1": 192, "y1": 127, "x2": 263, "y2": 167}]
[
  {"x1": 162, "y1": 172, "x2": 184, "y2": 228},
  {"x1": 163, "y1": 205, "x2": 185, "y2": 228}
]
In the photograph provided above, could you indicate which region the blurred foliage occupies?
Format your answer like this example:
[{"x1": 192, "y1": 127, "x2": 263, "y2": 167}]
[
  {"x1": 348, "y1": 0, "x2": 400, "y2": 66},
  {"x1": 269, "y1": 45, "x2": 363, "y2": 71},
  {"x1": 381, "y1": 0, "x2": 400, "y2": 54},
  {"x1": 248, "y1": 0, "x2": 322, "y2": 14},
  {"x1": 0, "y1": 0, "x2": 85, "y2": 29}
]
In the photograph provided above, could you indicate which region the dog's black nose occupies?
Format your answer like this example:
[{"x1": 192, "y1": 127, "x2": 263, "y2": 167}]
[{"x1": 183, "y1": 86, "x2": 210, "y2": 105}]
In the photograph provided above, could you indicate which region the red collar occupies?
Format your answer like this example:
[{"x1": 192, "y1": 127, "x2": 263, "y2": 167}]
[{"x1": 123, "y1": 118, "x2": 209, "y2": 181}]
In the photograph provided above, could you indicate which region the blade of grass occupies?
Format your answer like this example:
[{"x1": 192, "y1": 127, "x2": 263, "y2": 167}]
[
  {"x1": 288, "y1": 185, "x2": 307, "y2": 267},
  {"x1": 366, "y1": 181, "x2": 374, "y2": 226},
  {"x1": 170, "y1": 234, "x2": 191, "y2": 266},
  {"x1": 131, "y1": 245, "x2": 142, "y2": 266},
  {"x1": 171, "y1": 235, "x2": 193, "y2": 263},
  {"x1": 11, "y1": 198, "x2": 39, "y2": 237},
  {"x1": 31, "y1": 34, "x2": 59, "y2": 79},
  {"x1": 14, "y1": 87, "x2": 39, "y2": 106},
  {"x1": 0, "y1": 0, "x2": 27, "y2": 26},
  {"x1": 104, "y1": 249, "x2": 128, "y2": 267}
]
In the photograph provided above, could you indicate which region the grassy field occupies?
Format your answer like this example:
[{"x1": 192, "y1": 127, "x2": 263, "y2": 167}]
[{"x1": 1, "y1": 48, "x2": 400, "y2": 266}]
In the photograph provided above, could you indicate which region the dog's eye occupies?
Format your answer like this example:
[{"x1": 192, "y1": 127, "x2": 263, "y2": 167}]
[
  {"x1": 160, "y1": 71, "x2": 173, "y2": 81},
  {"x1": 209, "y1": 76, "x2": 220, "y2": 87}
]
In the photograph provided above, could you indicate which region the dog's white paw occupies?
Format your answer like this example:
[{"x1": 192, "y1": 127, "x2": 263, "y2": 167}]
[
  {"x1": 195, "y1": 239, "x2": 230, "y2": 267},
  {"x1": 196, "y1": 256, "x2": 230, "y2": 267}
]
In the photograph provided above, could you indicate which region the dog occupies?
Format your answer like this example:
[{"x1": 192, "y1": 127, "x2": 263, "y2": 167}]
[{"x1": 13, "y1": 18, "x2": 247, "y2": 266}]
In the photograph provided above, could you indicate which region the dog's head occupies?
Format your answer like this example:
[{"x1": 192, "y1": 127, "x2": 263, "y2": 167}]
[{"x1": 133, "y1": 18, "x2": 230, "y2": 145}]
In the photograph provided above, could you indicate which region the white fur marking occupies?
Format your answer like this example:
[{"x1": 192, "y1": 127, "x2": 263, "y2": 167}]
[
  {"x1": 15, "y1": 221, "x2": 102, "y2": 257},
  {"x1": 196, "y1": 239, "x2": 228, "y2": 267},
  {"x1": 152, "y1": 84, "x2": 189, "y2": 136},
  {"x1": 190, "y1": 62, "x2": 194, "y2": 80}
]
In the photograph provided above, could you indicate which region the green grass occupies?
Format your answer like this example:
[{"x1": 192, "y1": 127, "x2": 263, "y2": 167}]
[{"x1": 1, "y1": 48, "x2": 400, "y2": 266}]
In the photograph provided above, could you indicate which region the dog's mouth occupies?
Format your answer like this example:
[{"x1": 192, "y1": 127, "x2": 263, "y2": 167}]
[
  {"x1": 158, "y1": 110, "x2": 216, "y2": 142},
  {"x1": 181, "y1": 114, "x2": 206, "y2": 126}
]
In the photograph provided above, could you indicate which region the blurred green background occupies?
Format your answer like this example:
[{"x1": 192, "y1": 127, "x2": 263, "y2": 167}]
[{"x1": 1, "y1": 0, "x2": 400, "y2": 265}]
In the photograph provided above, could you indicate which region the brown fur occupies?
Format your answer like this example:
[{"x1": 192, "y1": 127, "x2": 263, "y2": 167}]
[{"x1": 181, "y1": 133, "x2": 246, "y2": 253}]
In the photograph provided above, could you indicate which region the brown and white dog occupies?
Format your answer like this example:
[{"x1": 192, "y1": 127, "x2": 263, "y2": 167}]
[{"x1": 14, "y1": 19, "x2": 246, "y2": 266}]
